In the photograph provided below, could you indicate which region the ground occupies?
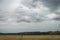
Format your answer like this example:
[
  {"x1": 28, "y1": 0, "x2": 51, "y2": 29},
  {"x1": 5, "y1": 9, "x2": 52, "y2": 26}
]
[{"x1": 0, "y1": 35, "x2": 60, "y2": 40}]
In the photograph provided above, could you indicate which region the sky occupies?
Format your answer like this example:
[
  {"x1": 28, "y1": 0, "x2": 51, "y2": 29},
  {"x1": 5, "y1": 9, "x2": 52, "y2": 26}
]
[{"x1": 0, "y1": 0, "x2": 60, "y2": 33}]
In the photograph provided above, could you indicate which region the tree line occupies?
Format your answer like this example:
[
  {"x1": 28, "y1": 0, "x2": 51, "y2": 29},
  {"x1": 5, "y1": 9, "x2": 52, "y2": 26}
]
[{"x1": 0, "y1": 31, "x2": 60, "y2": 35}]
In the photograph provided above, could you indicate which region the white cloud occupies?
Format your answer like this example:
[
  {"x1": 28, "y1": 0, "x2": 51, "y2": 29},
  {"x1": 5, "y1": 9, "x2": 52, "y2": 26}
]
[{"x1": 45, "y1": 14, "x2": 58, "y2": 19}]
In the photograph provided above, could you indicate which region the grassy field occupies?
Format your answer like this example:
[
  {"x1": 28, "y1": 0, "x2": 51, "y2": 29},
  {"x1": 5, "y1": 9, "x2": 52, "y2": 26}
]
[{"x1": 0, "y1": 35, "x2": 60, "y2": 40}]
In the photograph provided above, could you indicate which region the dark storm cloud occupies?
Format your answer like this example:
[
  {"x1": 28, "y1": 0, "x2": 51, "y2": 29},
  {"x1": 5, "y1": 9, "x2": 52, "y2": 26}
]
[
  {"x1": 53, "y1": 17, "x2": 60, "y2": 21},
  {"x1": 40, "y1": 0, "x2": 60, "y2": 21},
  {"x1": 41, "y1": 0, "x2": 60, "y2": 11}
]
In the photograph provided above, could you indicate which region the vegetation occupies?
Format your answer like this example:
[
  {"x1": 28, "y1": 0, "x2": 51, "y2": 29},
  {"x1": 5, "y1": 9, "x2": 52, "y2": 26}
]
[
  {"x1": 0, "y1": 31, "x2": 60, "y2": 35},
  {"x1": 0, "y1": 35, "x2": 60, "y2": 40},
  {"x1": 0, "y1": 31, "x2": 60, "y2": 40}
]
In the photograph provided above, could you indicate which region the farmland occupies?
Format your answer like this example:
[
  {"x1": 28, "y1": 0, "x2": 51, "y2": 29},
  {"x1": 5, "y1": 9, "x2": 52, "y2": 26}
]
[{"x1": 0, "y1": 35, "x2": 60, "y2": 40}]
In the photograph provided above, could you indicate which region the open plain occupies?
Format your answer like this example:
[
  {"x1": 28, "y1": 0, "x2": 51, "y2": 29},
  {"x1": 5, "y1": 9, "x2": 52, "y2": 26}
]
[{"x1": 0, "y1": 35, "x2": 60, "y2": 40}]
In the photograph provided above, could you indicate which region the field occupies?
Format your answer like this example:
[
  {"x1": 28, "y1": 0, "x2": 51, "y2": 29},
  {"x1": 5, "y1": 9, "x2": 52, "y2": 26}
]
[{"x1": 0, "y1": 35, "x2": 60, "y2": 40}]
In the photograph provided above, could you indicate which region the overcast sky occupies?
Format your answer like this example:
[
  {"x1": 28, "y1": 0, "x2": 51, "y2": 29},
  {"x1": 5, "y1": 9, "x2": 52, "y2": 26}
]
[{"x1": 0, "y1": 0, "x2": 60, "y2": 33}]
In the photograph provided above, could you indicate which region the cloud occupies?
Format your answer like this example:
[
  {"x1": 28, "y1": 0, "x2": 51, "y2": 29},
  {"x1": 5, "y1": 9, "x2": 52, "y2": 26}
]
[
  {"x1": 0, "y1": 0, "x2": 50, "y2": 23},
  {"x1": 14, "y1": 0, "x2": 50, "y2": 23},
  {"x1": 21, "y1": 0, "x2": 42, "y2": 8},
  {"x1": 40, "y1": 0, "x2": 60, "y2": 21},
  {"x1": 0, "y1": 0, "x2": 60, "y2": 33},
  {"x1": 41, "y1": 0, "x2": 60, "y2": 12},
  {"x1": 0, "y1": 0, "x2": 60, "y2": 23},
  {"x1": 53, "y1": 14, "x2": 60, "y2": 21},
  {"x1": 0, "y1": 21, "x2": 60, "y2": 33}
]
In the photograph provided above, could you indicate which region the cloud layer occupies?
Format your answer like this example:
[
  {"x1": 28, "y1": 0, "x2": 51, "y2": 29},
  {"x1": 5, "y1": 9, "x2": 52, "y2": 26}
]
[
  {"x1": 0, "y1": 0, "x2": 60, "y2": 33},
  {"x1": 1, "y1": 0, "x2": 59, "y2": 23}
]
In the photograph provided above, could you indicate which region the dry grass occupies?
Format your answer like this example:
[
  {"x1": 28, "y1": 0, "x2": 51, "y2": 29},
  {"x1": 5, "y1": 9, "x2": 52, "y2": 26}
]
[{"x1": 0, "y1": 35, "x2": 60, "y2": 40}]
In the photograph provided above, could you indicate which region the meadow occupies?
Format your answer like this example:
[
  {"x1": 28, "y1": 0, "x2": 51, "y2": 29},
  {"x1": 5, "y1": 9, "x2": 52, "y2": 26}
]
[{"x1": 0, "y1": 35, "x2": 60, "y2": 40}]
